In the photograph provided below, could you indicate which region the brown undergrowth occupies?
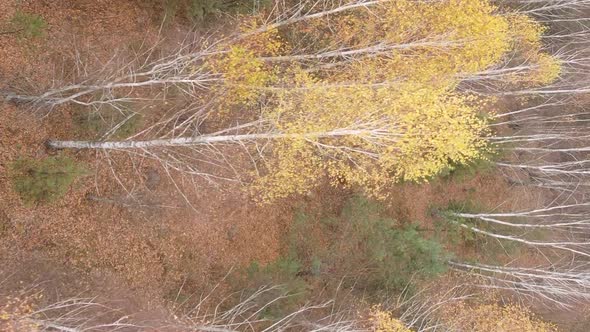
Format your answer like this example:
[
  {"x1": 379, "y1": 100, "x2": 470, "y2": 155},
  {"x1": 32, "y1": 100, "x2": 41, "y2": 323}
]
[{"x1": 0, "y1": 0, "x2": 577, "y2": 330}]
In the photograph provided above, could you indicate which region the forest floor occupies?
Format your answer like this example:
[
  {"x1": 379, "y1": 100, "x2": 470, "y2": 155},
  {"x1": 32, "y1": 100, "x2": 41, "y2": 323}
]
[{"x1": 0, "y1": 0, "x2": 570, "y2": 330}]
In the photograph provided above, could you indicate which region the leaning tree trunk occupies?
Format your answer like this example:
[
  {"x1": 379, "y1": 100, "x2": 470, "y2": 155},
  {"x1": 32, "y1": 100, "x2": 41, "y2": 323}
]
[{"x1": 46, "y1": 129, "x2": 376, "y2": 150}]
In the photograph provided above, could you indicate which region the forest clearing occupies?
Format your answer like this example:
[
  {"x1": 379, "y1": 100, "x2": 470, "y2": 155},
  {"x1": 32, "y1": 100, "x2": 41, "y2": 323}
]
[{"x1": 1, "y1": 0, "x2": 590, "y2": 331}]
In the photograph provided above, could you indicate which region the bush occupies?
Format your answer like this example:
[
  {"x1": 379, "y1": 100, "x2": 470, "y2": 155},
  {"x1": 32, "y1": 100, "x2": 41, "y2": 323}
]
[
  {"x1": 433, "y1": 200, "x2": 523, "y2": 262},
  {"x1": 232, "y1": 195, "x2": 450, "y2": 325},
  {"x1": 10, "y1": 156, "x2": 87, "y2": 205},
  {"x1": 272, "y1": 196, "x2": 449, "y2": 293},
  {"x1": 188, "y1": 0, "x2": 272, "y2": 20},
  {"x1": 242, "y1": 257, "x2": 308, "y2": 320},
  {"x1": 187, "y1": 0, "x2": 228, "y2": 21},
  {"x1": 370, "y1": 307, "x2": 412, "y2": 332},
  {"x1": 72, "y1": 108, "x2": 141, "y2": 140},
  {"x1": 10, "y1": 11, "x2": 47, "y2": 39},
  {"x1": 153, "y1": 0, "x2": 272, "y2": 23},
  {"x1": 432, "y1": 200, "x2": 481, "y2": 246},
  {"x1": 331, "y1": 196, "x2": 449, "y2": 291}
]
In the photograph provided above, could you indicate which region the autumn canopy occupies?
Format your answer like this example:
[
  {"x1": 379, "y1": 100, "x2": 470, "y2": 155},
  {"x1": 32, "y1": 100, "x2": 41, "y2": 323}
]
[{"x1": 206, "y1": 0, "x2": 559, "y2": 200}]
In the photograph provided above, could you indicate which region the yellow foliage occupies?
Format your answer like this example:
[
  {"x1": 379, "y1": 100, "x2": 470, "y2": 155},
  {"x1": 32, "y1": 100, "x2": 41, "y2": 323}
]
[
  {"x1": 508, "y1": 14, "x2": 546, "y2": 50},
  {"x1": 297, "y1": 0, "x2": 512, "y2": 83},
  {"x1": 448, "y1": 302, "x2": 558, "y2": 332},
  {"x1": 531, "y1": 53, "x2": 562, "y2": 85},
  {"x1": 238, "y1": 21, "x2": 284, "y2": 57},
  {"x1": 206, "y1": 0, "x2": 560, "y2": 201},
  {"x1": 500, "y1": 14, "x2": 560, "y2": 86},
  {"x1": 254, "y1": 81, "x2": 489, "y2": 201},
  {"x1": 208, "y1": 46, "x2": 273, "y2": 105},
  {"x1": 0, "y1": 294, "x2": 41, "y2": 332},
  {"x1": 370, "y1": 307, "x2": 412, "y2": 332},
  {"x1": 393, "y1": 93, "x2": 489, "y2": 182},
  {"x1": 505, "y1": 53, "x2": 561, "y2": 87},
  {"x1": 205, "y1": 25, "x2": 282, "y2": 112},
  {"x1": 251, "y1": 139, "x2": 323, "y2": 201}
]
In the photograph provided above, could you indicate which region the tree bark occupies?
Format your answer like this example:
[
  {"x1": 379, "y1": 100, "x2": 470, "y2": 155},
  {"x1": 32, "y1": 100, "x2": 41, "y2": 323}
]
[{"x1": 46, "y1": 129, "x2": 372, "y2": 150}]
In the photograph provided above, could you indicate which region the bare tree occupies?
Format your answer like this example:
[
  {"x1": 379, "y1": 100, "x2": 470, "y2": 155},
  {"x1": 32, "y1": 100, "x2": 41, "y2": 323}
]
[{"x1": 448, "y1": 261, "x2": 590, "y2": 309}]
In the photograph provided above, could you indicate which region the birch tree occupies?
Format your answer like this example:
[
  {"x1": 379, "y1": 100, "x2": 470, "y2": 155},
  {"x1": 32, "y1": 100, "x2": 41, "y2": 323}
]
[{"x1": 14, "y1": 0, "x2": 556, "y2": 201}]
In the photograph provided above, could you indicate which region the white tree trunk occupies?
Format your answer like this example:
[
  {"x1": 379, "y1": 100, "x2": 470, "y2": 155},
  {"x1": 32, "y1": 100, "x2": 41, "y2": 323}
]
[{"x1": 47, "y1": 129, "x2": 372, "y2": 150}]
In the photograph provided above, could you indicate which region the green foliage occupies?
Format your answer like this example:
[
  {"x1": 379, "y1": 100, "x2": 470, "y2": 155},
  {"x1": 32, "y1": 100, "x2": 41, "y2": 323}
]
[
  {"x1": 10, "y1": 11, "x2": 47, "y2": 39},
  {"x1": 252, "y1": 196, "x2": 449, "y2": 294},
  {"x1": 433, "y1": 200, "x2": 523, "y2": 262},
  {"x1": 187, "y1": 0, "x2": 228, "y2": 21},
  {"x1": 437, "y1": 157, "x2": 495, "y2": 182},
  {"x1": 10, "y1": 156, "x2": 87, "y2": 205},
  {"x1": 72, "y1": 108, "x2": 141, "y2": 140},
  {"x1": 433, "y1": 200, "x2": 480, "y2": 246},
  {"x1": 247, "y1": 257, "x2": 302, "y2": 282},
  {"x1": 426, "y1": 126, "x2": 503, "y2": 183},
  {"x1": 161, "y1": 0, "x2": 181, "y2": 24},
  {"x1": 230, "y1": 195, "x2": 451, "y2": 324},
  {"x1": 310, "y1": 256, "x2": 322, "y2": 276},
  {"x1": 330, "y1": 196, "x2": 449, "y2": 291},
  {"x1": 0, "y1": 211, "x2": 9, "y2": 238},
  {"x1": 154, "y1": 0, "x2": 271, "y2": 24},
  {"x1": 187, "y1": 0, "x2": 272, "y2": 21},
  {"x1": 436, "y1": 144, "x2": 500, "y2": 182},
  {"x1": 241, "y1": 257, "x2": 308, "y2": 320}
]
